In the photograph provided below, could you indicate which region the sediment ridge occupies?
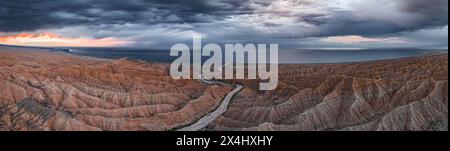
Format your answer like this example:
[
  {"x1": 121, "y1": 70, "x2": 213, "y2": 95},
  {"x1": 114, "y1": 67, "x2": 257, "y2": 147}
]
[{"x1": 0, "y1": 46, "x2": 448, "y2": 131}]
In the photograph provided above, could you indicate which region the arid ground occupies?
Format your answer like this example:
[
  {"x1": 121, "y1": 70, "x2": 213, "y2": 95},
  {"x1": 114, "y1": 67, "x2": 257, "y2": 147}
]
[{"x1": 0, "y1": 46, "x2": 448, "y2": 131}]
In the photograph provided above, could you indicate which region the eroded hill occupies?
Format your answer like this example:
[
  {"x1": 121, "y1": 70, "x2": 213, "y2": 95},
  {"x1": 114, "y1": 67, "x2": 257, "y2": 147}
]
[
  {"x1": 0, "y1": 46, "x2": 447, "y2": 131},
  {"x1": 0, "y1": 47, "x2": 232, "y2": 131},
  {"x1": 209, "y1": 54, "x2": 448, "y2": 131}
]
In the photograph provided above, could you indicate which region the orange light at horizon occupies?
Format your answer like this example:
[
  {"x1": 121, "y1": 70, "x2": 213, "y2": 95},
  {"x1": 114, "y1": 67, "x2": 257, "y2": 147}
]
[
  {"x1": 0, "y1": 32, "x2": 131, "y2": 47},
  {"x1": 323, "y1": 35, "x2": 407, "y2": 44}
]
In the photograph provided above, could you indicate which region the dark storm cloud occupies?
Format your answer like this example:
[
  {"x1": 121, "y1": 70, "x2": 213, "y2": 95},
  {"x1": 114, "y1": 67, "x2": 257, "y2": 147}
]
[
  {"x1": 0, "y1": 0, "x2": 447, "y2": 48},
  {"x1": 401, "y1": 0, "x2": 448, "y2": 25},
  {"x1": 0, "y1": 0, "x2": 254, "y2": 32},
  {"x1": 309, "y1": 0, "x2": 448, "y2": 38}
]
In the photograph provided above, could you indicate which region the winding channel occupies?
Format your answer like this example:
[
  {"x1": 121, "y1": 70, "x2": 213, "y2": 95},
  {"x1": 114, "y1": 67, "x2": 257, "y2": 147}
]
[{"x1": 176, "y1": 79, "x2": 243, "y2": 131}]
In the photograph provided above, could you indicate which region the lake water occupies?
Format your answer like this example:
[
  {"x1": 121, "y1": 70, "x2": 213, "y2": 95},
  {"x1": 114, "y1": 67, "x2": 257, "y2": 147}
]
[{"x1": 66, "y1": 47, "x2": 448, "y2": 64}]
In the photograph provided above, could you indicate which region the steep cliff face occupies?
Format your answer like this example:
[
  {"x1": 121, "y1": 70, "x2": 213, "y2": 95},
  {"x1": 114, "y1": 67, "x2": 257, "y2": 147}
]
[
  {"x1": 209, "y1": 54, "x2": 448, "y2": 131},
  {"x1": 0, "y1": 47, "x2": 232, "y2": 131}
]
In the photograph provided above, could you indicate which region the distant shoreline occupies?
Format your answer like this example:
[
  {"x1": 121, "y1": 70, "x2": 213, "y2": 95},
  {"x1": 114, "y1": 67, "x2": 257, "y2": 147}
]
[
  {"x1": 1, "y1": 44, "x2": 448, "y2": 65},
  {"x1": 285, "y1": 51, "x2": 448, "y2": 65}
]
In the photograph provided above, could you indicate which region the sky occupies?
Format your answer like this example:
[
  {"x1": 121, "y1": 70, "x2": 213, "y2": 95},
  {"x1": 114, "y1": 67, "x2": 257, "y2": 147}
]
[{"x1": 0, "y1": 0, "x2": 448, "y2": 49}]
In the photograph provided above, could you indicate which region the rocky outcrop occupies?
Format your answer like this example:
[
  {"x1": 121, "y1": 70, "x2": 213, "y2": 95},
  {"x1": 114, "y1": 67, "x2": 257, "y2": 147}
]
[
  {"x1": 0, "y1": 46, "x2": 232, "y2": 131},
  {"x1": 209, "y1": 54, "x2": 448, "y2": 131}
]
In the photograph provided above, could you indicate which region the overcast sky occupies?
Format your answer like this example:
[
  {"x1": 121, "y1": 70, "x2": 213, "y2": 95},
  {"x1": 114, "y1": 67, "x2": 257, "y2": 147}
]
[{"x1": 0, "y1": 0, "x2": 448, "y2": 49}]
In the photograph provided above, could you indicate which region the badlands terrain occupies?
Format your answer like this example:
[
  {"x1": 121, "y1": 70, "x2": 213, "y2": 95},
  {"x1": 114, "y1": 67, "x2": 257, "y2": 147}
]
[
  {"x1": 0, "y1": 46, "x2": 232, "y2": 131},
  {"x1": 0, "y1": 45, "x2": 448, "y2": 131},
  {"x1": 210, "y1": 53, "x2": 448, "y2": 131}
]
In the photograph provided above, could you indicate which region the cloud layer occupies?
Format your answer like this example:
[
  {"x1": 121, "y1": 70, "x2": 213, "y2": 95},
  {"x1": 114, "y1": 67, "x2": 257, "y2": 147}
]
[{"x1": 0, "y1": 0, "x2": 448, "y2": 48}]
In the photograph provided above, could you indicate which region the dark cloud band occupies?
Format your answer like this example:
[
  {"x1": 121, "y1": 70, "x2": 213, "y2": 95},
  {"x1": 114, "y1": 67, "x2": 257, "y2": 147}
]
[
  {"x1": 0, "y1": 0, "x2": 447, "y2": 48},
  {"x1": 0, "y1": 0, "x2": 253, "y2": 32}
]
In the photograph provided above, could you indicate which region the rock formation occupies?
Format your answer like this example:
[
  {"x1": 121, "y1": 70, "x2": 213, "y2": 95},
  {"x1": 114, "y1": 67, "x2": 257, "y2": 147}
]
[
  {"x1": 0, "y1": 46, "x2": 232, "y2": 131},
  {"x1": 0, "y1": 46, "x2": 447, "y2": 131},
  {"x1": 209, "y1": 54, "x2": 448, "y2": 131}
]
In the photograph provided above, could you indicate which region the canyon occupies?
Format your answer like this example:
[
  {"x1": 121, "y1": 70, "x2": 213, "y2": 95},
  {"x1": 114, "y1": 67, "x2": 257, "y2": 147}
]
[
  {"x1": 0, "y1": 46, "x2": 233, "y2": 131},
  {"x1": 209, "y1": 54, "x2": 448, "y2": 131},
  {"x1": 0, "y1": 45, "x2": 448, "y2": 131}
]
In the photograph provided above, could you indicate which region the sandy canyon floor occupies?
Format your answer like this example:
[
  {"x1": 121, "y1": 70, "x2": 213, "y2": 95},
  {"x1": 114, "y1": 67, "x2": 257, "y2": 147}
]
[{"x1": 0, "y1": 46, "x2": 448, "y2": 131}]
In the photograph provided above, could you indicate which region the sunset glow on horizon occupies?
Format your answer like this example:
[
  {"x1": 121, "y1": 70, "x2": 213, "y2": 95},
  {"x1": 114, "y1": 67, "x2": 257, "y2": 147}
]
[
  {"x1": 323, "y1": 35, "x2": 407, "y2": 44},
  {"x1": 0, "y1": 33, "x2": 131, "y2": 47}
]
